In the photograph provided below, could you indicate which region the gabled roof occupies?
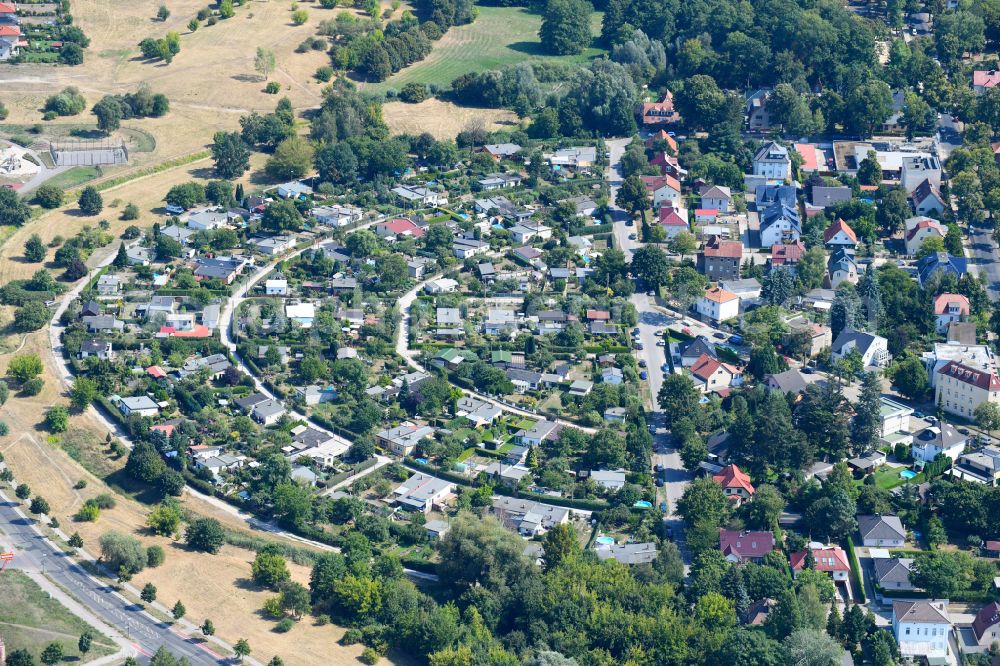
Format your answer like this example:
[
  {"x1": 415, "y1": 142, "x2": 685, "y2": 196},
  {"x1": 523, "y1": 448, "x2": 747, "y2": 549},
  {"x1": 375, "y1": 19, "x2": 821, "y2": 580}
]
[
  {"x1": 973, "y1": 602, "x2": 1000, "y2": 640},
  {"x1": 933, "y1": 293, "x2": 970, "y2": 316},
  {"x1": 831, "y1": 327, "x2": 884, "y2": 357},
  {"x1": 701, "y1": 185, "x2": 732, "y2": 200},
  {"x1": 858, "y1": 514, "x2": 906, "y2": 542},
  {"x1": 753, "y1": 141, "x2": 788, "y2": 163},
  {"x1": 691, "y1": 353, "x2": 740, "y2": 382},
  {"x1": 701, "y1": 287, "x2": 739, "y2": 304},
  {"x1": 790, "y1": 546, "x2": 850, "y2": 572},
  {"x1": 873, "y1": 556, "x2": 914, "y2": 587},
  {"x1": 936, "y1": 360, "x2": 1000, "y2": 391},
  {"x1": 713, "y1": 464, "x2": 754, "y2": 494},
  {"x1": 905, "y1": 217, "x2": 944, "y2": 242},
  {"x1": 659, "y1": 207, "x2": 687, "y2": 226},
  {"x1": 640, "y1": 174, "x2": 681, "y2": 194},
  {"x1": 893, "y1": 600, "x2": 950, "y2": 625},
  {"x1": 911, "y1": 178, "x2": 944, "y2": 205},
  {"x1": 770, "y1": 240, "x2": 806, "y2": 264},
  {"x1": 719, "y1": 529, "x2": 775, "y2": 560},
  {"x1": 766, "y1": 369, "x2": 808, "y2": 395},
  {"x1": 702, "y1": 236, "x2": 743, "y2": 259},
  {"x1": 760, "y1": 202, "x2": 801, "y2": 233},
  {"x1": 824, "y1": 218, "x2": 857, "y2": 244},
  {"x1": 679, "y1": 336, "x2": 717, "y2": 360},
  {"x1": 975, "y1": 70, "x2": 1000, "y2": 88}
]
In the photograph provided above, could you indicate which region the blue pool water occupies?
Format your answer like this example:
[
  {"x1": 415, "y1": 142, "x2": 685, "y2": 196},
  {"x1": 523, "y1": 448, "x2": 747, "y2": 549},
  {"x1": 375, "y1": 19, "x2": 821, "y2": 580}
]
[
  {"x1": 633, "y1": 500, "x2": 653, "y2": 508},
  {"x1": 900, "y1": 470, "x2": 917, "y2": 479},
  {"x1": 596, "y1": 536, "x2": 615, "y2": 545}
]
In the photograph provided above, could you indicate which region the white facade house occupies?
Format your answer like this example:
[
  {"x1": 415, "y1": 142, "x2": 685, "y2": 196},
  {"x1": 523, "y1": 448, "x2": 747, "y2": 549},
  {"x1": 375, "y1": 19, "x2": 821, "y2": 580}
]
[
  {"x1": 830, "y1": 328, "x2": 890, "y2": 368},
  {"x1": 696, "y1": 288, "x2": 740, "y2": 323},
  {"x1": 700, "y1": 185, "x2": 732, "y2": 213},
  {"x1": 933, "y1": 294, "x2": 969, "y2": 334},
  {"x1": 424, "y1": 278, "x2": 459, "y2": 294},
  {"x1": 904, "y1": 216, "x2": 945, "y2": 256},
  {"x1": 935, "y1": 360, "x2": 1000, "y2": 419},
  {"x1": 311, "y1": 205, "x2": 363, "y2": 227},
  {"x1": 892, "y1": 600, "x2": 952, "y2": 659},
  {"x1": 911, "y1": 423, "x2": 968, "y2": 463},
  {"x1": 117, "y1": 395, "x2": 160, "y2": 418},
  {"x1": 752, "y1": 142, "x2": 791, "y2": 180},
  {"x1": 265, "y1": 279, "x2": 288, "y2": 296},
  {"x1": 285, "y1": 302, "x2": 316, "y2": 328},
  {"x1": 901, "y1": 155, "x2": 942, "y2": 193}
]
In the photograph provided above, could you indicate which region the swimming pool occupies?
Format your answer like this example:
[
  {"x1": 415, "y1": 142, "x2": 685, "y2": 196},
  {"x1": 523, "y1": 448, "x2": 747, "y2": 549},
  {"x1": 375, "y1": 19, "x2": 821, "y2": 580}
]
[
  {"x1": 900, "y1": 470, "x2": 917, "y2": 480},
  {"x1": 633, "y1": 500, "x2": 653, "y2": 508},
  {"x1": 595, "y1": 536, "x2": 615, "y2": 545}
]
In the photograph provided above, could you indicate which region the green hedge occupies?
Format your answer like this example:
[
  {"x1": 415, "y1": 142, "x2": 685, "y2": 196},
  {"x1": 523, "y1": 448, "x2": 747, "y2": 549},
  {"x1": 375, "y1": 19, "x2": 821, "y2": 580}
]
[{"x1": 845, "y1": 536, "x2": 866, "y2": 603}]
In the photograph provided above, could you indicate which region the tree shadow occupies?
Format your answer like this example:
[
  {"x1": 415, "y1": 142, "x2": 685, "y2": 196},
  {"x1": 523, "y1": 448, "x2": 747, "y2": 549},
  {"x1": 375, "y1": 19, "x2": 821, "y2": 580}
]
[{"x1": 231, "y1": 74, "x2": 259, "y2": 84}]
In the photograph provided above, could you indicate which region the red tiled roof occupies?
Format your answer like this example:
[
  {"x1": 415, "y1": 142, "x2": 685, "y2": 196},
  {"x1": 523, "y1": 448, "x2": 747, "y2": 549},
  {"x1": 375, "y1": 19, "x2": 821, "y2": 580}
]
[
  {"x1": 824, "y1": 218, "x2": 857, "y2": 244},
  {"x1": 695, "y1": 209, "x2": 719, "y2": 216},
  {"x1": 933, "y1": 293, "x2": 970, "y2": 316},
  {"x1": 0, "y1": 25, "x2": 20, "y2": 36},
  {"x1": 790, "y1": 546, "x2": 850, "y2": 573},
  {"x1": 937, "y1": 360, "x2": 1000, "y2": 390},
  {"x1": 658, "y1": 207, "x2": 687, "y2": 227},
  {"x1": 771, "y1": 240, "x2": 805, "y2": 264},
  {"x1": 384, "y1": 218, "x2": 425, "y2": 237},
  {"x1": 150, "y1": 424, "x2": 176, "y2": 437},
  {"x1": 691, "y1": 353, "x2": 741, "y2": 383},
  {"x1": 159, "y1": 324, "x2": 211, "y2": 338},
  {"x1": 905, "y1": 218, "x2": 943, "y2": 242},
  {"x1": 0, "y1": 2, "x2": 16, "y2": 12},
  {"x1": 975, "y1": 70, "x2": 1000, "y2": 88},
  {"x1": 702, "y1": 236, "x2": 743, "y2": 259},
  {"x1": 701, "y1": 287, "x2": 739, "y2": 304},
  {"x1": 713, "y1": 464, "x2": 754, "y2": 495},
  {"x1": 146, "y1": 365, "x2": 167, "y2": 379},
  {"x1": 640, "y1": 174, "x2": 680, "y2": 194},
  {"x1": 645, "y1": 130, "x2": 678, "y2": 152},
  {"x1": 586, "y1": 309, "x2": 610, "y2": 321},
  {"x1": 859, "y1": 185, "x2": 879, "y2": 192},
  {"x1": 720, "y1": 529, "x2": 775, "y2": 560}
]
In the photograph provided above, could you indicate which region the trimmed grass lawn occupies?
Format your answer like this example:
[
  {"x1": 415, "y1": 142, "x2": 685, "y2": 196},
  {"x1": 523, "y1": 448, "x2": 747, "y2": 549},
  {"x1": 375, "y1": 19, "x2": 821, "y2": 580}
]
[
  {"x1": 369, "y1": 7, "x2": 606, "y2": 92},
  {"x1": 870, "y1": 465, "x2": 926, "y2": 490},
  {"x1": 0, "y1": 569, "x2": 117, "y2": 661},
  {"x1": 43, "y1": 165, "x2": 103, "y2": 190}
]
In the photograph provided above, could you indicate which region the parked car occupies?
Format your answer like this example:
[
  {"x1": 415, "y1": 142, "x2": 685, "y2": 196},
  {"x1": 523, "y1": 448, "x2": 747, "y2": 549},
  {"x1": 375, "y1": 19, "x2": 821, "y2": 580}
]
[
  {"x1": 713, "y1": 332, "x2": 726, "y2": 339},
  {"x1": 654, "y1": 330, "x2": 664, "y2": 337},
  {"x1": 165, "y1": 204, "x2": 186, "y2": 215},
  {"x1": 802, "y1": 367, "x2": 816, "y2": 374},
  {"x1": 682, "y1": 327, "x2": 693, "y2": 336},
  {"x1": 639, "y1": 371, "x2": 648, "y2": 380},
  {"x1": 656, "y1": 340, "x2": 666, "y2": 346},
  {"x1": 728, "y1": 334, "x2": 744, "y2": 345},
  {"x1": 636, "y1": 342, "x2": 644, "y2": 350},
  {"x1": 638, "y1": 359, "x2": 647, "y2": 368}
]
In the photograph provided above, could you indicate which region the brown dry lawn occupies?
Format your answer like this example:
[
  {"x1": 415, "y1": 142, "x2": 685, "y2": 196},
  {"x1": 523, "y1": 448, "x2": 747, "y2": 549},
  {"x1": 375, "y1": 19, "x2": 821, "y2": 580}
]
[{"x1": 383, "y1": 98, "x2": 519, "y2": 138}]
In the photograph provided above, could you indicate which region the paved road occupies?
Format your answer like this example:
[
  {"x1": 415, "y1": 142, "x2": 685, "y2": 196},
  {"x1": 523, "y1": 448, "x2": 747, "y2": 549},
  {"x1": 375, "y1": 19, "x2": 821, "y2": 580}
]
[
  {"x1": 968, "y1": 221, "x2": 1000, "y2": 300},
  {"x1": 0, "y1": 486, "x2": 231, "y2": 665},
  {"x1": 605, "y1": 137, "x2": 639, "y2": 263}
]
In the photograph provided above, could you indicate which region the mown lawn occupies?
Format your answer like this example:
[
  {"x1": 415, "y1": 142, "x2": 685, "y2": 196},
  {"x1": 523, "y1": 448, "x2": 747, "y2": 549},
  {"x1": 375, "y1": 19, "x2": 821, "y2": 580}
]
[
  {"x1": 870, "y1": 465, "x2": 925, "y2": 490},
  {"x1": 0, "y1": 569, "x2": 117, "y2": 661},
  {"x1": 369, "y1": 6, "x2": 606, "y2": 92}
]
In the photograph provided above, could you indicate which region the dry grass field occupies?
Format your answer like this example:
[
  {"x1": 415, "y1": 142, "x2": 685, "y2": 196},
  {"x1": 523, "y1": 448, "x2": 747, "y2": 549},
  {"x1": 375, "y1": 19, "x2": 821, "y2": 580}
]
[{"x1": 383, "y1": 98, "x2": 519, "y2": 138}]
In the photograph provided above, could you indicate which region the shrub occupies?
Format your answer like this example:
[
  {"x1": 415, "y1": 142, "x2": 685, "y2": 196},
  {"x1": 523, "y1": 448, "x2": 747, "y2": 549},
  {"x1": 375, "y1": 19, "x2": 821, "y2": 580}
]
[
  {"x1": 264, "y1": 81, "x2": 281, "y2": 94},
  {"x1": 78, "y1": 186, "x2": 103, "y2": 215},
  {"x1": 33, "y1": 184, "x2": 65, "y2": 209},
  {"x1": 147, "y1": 545, "x2": 165, "y2": 567},
  {"x1": 314, "y1": 66, "x2": 333, "y2": 82},
  {"x1": 340, "y1": 628, "x2": 362, "y2": 645},
  {"x1": 92, "y1": 493, "x2": 117, "y2": 509},
  {"x1": 74, "y1": 480, "x2": 87, "y2": 489},
  {"x1": 399, "y1": 82, "x2": 429, "y2": 104},
  {"x1": 21, "y1": 378, "x2": 44, "y2": 396},
  {"x1": 275, "y1": 618, "x2": 294, "y2": 633},
  {"x1": 99, "y1": 530, "x2": 146, "y2": 574},
  {"x1": 360, "y1": 648, "x2": 378, "y2": 665},
  {"x1": 44, "y1": 87, "x2": 87, "y2": 116},
  {"x1": 0, "y1": 422, "x2": 9, "y2": 437},
  {"x1": 75, "y1": 502, "x2": 100, "y2": 522},
  {"x1": 44, "y1": 405, "x2": 69, "y2": 433},
  {"x1": 121, "y1": 203, "x2": 139, "y2": 220},
  {"x1": 292, "y1": 9, "x2": 308, "y2": 23}
]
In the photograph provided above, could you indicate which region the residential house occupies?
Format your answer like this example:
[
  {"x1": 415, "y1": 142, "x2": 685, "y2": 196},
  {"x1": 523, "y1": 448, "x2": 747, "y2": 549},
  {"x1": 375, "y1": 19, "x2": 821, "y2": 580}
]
[
  {"x1": 923, "y1": 342, "x2": 996, "y2": 389},
  {"x1": 690, "y1": 353, "x2": 742, "y2": 393},
  {"x1": 758, "y1": 203, "x2": 801, "y2": 247},
  {"x1": 265, "y1": 279, "x2": 288, "y2": 296},
  {"x1": 193, "y1": 257, "x2": 244, "y2": 284},
  {"x1": 755, "y1": 185, "x2": 797, "y2": 208},
  {"x1": 769, "y1": 240, "x2": 806, "y2": 274},
  {"x1": 880, "y1": 397, "x2": 914, "y2": 437},
  {"x1": 718, "y1": 278, "x2": 761, "y2": 303},
  {"x1": 790, "y1": 545, "x2": 850, "y2": 581},
  {"x1": 952, "y1": 447, "x2": 1000, "y2": 485},
  {"x1": 917, "y1": 252, "x2": 967, "y2": 286},
  {"x1": 117, "y1": 395, "x2": 160, "y2": 418},
  {"x1": 535, "y1": 310, "x2": 574, "y2": 334},
  {"x1": 910, "y1": 179, "x2": 946, "y2": 216},
  {"x1": 595, "y1": 543, "x2": 658, "y2": 565},
  {"x1": 507, "y1": 368, "x2": 543, "y2": 393},
  {"x1": 474, "y1": 196, "x2": 532, "y2": 221},
  {"x1": 752, "y1": 142, "x2": 791, "y2": 180},
  {"x1": 696, "y1": 287, "x2": 740, "y2": 323},
  {"x1": 376, "y1": 217, "x2": 426, "y2": 240},
  {"x1": 392, "y1": 185, "x2": 447, "y2": 207},
  {"x1": 186, "y1": 210, "x2": 231, "y2": 231},
  {"x1": 719, "y1": 529, "x2": 776, "y2": 563},
  {"x1": 823, "y1": 219, "x2": 858, "y2": 252},
  {"x1": 161, "y1": 225, "x2": 196, "y2": 245},
  {"x1": 901, "y1": 155, "x2": 942, "y2": 193},
  {"x1": 873, "y1": 556, "x2": 917, "y2": 592},
  {"x1": 78, "y1": 339, "x2": 113, "y2": 361},
  {"x1": 858, "y1": 515, "x2": 907, "y2": 547},
  {"x1": 701, "y1": 185, "x2": 733, "y2": 213},
  {"x1": 376, "y1": 424, "x2": 436, "y2": 456},
  {"x1": 393, "y1": 473, "x2": 456, "y2": 513},
  {"x1": 251, "y1": 399, "x2": 286, "y2": 426},
  {"x1": 745, "y1": 90, "x2": 774, "y2": 131},
  {"x1": 911, "y1": 423, "x2": 968, "y2": 463},
  {"x1": 826, "y1": 249, "x2": 858, "y2": 288},
  {"x1": 311, "y1": 204, "x2": 363, "y2": 227},
  {"x1": 510, "y1": 222, "x2": 552, "y2": 244},
  {"x1": 639, "y1": 90, "x2": 680, "y2": 125},
  {"x1": 285, "y1": 302, "x2": 316, "y2": 328},
  {"x1": 126, "y1": 246, "x2": 152, "y2": 266},
  {"x1": 831, "y1": 328, "x2": 890, "y2": 368},
  {"x1": 933, "y1": 293, "x2": 970, "y2": 334},
  {"x1": 568, "y1": 380, "x2": 593, "y2": 396},
  {"x1": 483, "y1": 309, "x2": 518, "y2": 335},
  {"x1": 972, "y1": 602, "x2": 1000, "y2": 648},
  {"x1": 478, "y1": 173, "x2": 522, "y2": 190},
  {"x1": 82, "y1": 315, "x2": 124, "y2": 334},
  {"x1": 678, "y1": 337, "x2": 718, "y2": 367},
  {"x1": 0, "y1": 22, "x2": 21, "y2": 61},
  {"x1": 516, "y1": 420, "x2": 560, "y2": 447},
  {"x1": 545, "y1": 146, "x2": 598, "y2": 172},
  {"x1": 276, "y1": 181, "x2": 313, "y2": 199},
  {"x1": 233, "y1": 392, "x2": 269, "y2": 414},
  {"x1": 699, "y1": 236, "x2": 743, "y2": 281},
  {"x1": 935, "y1": 360, "x2": 1000, "y2": 420},
  {"x1": 253, "y1": 236, "x2": 294, "y2": 256},
  {"x1": 975, "y1": 70, "x2": 1000, "y2": 93},
  {"x1": 603, "y1": 407, "x2": 627, "y2": 423},
  {"x1": 492, "y1": 497, "x2": 570, "y2": 537},
  {"x1": 565, "y1": 195, "x2": 598, "y2": 217},
  {"x1": 892, "y1": 600, "x2": 952, "y2": 659},
  {"x1": 479, "y1": 143, "x2": 522, "y2": 161},
  {"x1": 483, "y1": 463, "x2": 532, "y2": 486},
  {"x1": 431, "y1": 348, "x2": 477, "y2": 370},
  {"x1": 293, "y1": 385, "x2": 337, "y2": 407},
  {"x1": 785, "y1": 318, "x2": 832, "y2": 358},
  {"x1": 96, "y1": 274, "x2": 121, "y2": 296},
  {"x1": 764, "y1": 369, "x2": 808, "y2": 396},
  {"x1": 811, "y1": 185, "x2": 852, "y2": 208},
  {"x1": 713, "y1": 464, "x2": 755, "y2": 504},
  {"x1": 904, "y1": 216, "x2": 946, "y2": 256},
  {"x1": 424, "y1": 278, "x2": 458, "y2": 294},
  {"x1": 600, "y1": 367, "x2": 624, "y2": 385},
  {"x1": 641, "y1": 175, "x2": 682, "y2": 209},
  {"x1": 658, "y1": 207, "x2": 689, "y2": 238}
]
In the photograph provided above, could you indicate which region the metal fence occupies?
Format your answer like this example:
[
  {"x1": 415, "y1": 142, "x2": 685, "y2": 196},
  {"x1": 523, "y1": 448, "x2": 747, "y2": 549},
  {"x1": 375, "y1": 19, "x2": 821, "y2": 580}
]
[{"x1": 49, "y1": 138, "x2": 129, "y2": 167}]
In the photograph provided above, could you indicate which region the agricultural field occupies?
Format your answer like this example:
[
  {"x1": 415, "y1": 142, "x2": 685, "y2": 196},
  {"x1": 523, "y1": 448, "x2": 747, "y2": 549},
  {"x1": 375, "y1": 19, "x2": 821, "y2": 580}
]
[
  {"x1": 368, "y1": 6, "x2": 606, "y2": 93},
  {"x1": 0, "y1": 570, "x2": 118, "y2": 662}
]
